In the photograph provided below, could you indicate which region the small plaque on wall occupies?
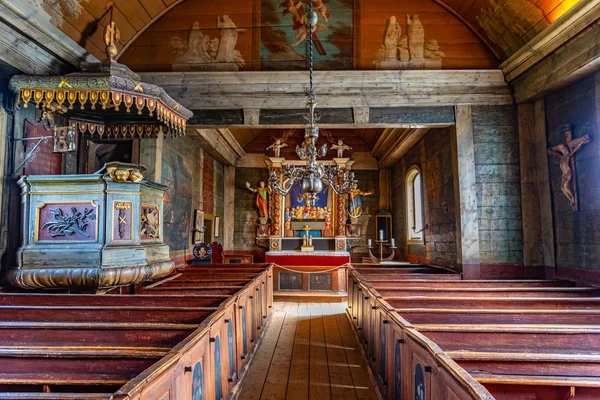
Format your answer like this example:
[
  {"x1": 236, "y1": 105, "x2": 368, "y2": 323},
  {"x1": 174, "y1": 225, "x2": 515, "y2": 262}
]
[
  {"x1": 309, "y1": 273, "x2": 332, "y2": 291},
  {"x1": 279, "y1": 271, "x2": 302, "y2": 290}
]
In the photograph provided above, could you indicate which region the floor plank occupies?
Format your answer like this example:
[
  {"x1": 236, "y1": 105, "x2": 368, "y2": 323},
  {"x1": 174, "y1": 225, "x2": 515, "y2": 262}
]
[
  {"x1": 335, "y1": 313, "x2": 379, "y2": 400},
  {"x1": 237, "y1": 302, "x2": 379, "y2": 400},
  {"x1": 238, "y1": 311, "x2": 287, "y2": 400},
  {"x1": 324, "y1": 313, "x2": 358, "y2": 400},
  {"x1": 260, "y1": 311, "x2": 298, "y2": 399},
  {"x1": 309, "y1": 305, "x2": 331, "y2": 400}
]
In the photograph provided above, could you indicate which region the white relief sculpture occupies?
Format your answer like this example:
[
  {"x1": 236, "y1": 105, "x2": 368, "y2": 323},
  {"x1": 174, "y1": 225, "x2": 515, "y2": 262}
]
[
  {"x1": 171, "y1": 17, "x2": 246, "y2": 71},
  {"x1": 375, "y1": 15, "x2": 444, "y2": 70}
]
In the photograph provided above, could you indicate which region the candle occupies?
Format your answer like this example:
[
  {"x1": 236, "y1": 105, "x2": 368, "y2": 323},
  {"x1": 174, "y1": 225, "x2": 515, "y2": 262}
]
[
  {"x1": 379, "y1": 230, "x2": 384, "y2": 241},
  {"x1": 368, "y1": 239, "x2": 372, "y2": 247},
  {"x1": 391, "y1": 238, "x2": 396, "y2": 247}
]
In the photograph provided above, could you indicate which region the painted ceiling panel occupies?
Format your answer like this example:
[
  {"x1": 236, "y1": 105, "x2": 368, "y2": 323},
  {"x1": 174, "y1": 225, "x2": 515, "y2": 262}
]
[{"x1": 30, "y1": 0, "x2": 581, "y2": 69}]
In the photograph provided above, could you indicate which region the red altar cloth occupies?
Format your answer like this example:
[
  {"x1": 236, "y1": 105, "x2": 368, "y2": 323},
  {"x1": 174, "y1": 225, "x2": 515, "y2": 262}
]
[{"x1": 265, "y1": 251, "x2": 350, "y2": 266}]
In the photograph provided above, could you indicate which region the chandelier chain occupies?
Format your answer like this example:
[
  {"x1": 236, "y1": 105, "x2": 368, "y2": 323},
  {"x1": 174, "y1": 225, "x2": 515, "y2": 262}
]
[{"x1": 268, "y1": 0, "x2": 357, "y2": 207}]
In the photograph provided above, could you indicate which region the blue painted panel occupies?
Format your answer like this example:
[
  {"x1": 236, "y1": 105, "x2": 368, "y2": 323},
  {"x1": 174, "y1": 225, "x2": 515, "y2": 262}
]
[
  {"x1": 214, "y1": 335, "x2": 222, "y2": 400},
  {"x1": 395, "y1": 340, "x2": 401, "y2": 400},
  {"x1": 192, "y1": 361, "x2": 203, "y2": 400},
  {"x1": 242, "y1": 307, "x2": 248, "y2": 355},
  {"x1": 228, "y1": 321, "x2": 235, "y2": 378},
  {"x1": 414, "y1": 363, "x2": 425, "y2": 400}
]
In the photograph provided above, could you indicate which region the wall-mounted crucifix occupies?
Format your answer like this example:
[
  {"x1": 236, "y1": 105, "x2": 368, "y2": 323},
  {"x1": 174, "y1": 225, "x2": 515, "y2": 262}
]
[{"x1": 547, "y1": 124, "x2": 590, "y2": 211}]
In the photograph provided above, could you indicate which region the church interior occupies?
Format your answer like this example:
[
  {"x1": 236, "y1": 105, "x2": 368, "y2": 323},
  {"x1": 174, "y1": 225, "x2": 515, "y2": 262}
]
[{"x1": 0, "y1": 0, "x2": 598, "y2": 399}]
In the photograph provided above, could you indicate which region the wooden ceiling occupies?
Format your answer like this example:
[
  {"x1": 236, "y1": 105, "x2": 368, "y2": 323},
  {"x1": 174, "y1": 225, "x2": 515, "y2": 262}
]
[
  {"x1": 234, "y1": 128, "x2": 382, "y2": 159},
  {"x1": 37, "y1": 0, "x2": 581, "y2": 69}
]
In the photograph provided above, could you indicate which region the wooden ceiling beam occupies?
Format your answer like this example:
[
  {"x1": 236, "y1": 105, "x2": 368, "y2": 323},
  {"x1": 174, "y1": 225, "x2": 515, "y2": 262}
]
[
  {"x1": 378, "y1": 128, "x2": 431, "y2": 169},
  {"x1": 139, "y1": 70, "x2": 513, "y2": 110}
]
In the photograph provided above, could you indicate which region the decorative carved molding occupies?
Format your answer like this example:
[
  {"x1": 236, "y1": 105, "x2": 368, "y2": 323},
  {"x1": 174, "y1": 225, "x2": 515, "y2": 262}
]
[{"x1": 7, "y1": 260, "x2": 174, "y2": 290}]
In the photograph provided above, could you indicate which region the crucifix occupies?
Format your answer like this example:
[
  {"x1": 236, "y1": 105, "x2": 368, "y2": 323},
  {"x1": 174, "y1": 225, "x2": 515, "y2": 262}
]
[
  {"x1": 547, "y1": 124, "x2": 590, "y2": 211},
  {"x1": 301, "y1": 225, "x2": 314, "y2": 251}
]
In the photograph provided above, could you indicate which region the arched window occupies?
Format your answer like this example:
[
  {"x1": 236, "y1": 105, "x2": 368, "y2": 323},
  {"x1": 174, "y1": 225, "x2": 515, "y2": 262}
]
[{"x1": 406, "y1": 166, "x2": 424, "y2": 243}]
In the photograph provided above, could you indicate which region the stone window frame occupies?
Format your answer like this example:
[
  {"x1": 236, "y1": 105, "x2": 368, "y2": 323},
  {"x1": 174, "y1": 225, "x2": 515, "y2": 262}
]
[{"x1": 406, "y1": 165, "x2": 424, "y2": 244}]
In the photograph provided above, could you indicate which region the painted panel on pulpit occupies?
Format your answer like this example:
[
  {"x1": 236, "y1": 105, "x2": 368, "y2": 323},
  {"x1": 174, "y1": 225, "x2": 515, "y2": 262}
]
[{"x1": 260, "y1": 0, "x2": 354, "y2": 70}]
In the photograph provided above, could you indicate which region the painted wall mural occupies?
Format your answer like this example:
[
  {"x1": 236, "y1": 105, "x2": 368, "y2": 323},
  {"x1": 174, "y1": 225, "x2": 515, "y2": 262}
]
[
  {"x1": 260, "y1": 0, "x2": 354, "y2": 70},
  {"x1": 161, "y1": 146, "x2": 193, "y2": 251},
  {"x1": 476, "y1": 0, "x2": 548, "y2": 57},
  {"x1": 43, "y1": 0, "x2": 90, "y2": 28}
]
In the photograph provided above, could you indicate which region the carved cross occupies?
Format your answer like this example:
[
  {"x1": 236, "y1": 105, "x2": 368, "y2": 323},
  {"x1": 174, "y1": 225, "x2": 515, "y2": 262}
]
[{"x1": 547, "y1": 124, "x2": 590, "y2": 211}]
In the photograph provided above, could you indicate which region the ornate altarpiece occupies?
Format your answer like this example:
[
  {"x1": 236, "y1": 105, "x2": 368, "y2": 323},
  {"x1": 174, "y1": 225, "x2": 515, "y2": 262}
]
[{"x1": 262, "y1": 157, "x2": 353, "y2": 253}]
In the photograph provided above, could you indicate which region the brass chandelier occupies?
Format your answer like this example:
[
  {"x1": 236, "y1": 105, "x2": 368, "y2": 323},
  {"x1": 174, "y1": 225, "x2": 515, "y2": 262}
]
[{"x1": 268, "y1": 0, "x2": 357, "y2": 206}]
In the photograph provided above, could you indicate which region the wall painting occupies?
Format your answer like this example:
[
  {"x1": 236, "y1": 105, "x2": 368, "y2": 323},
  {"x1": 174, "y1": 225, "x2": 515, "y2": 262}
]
[{"x1": 260, "y1": 0, "x2": 354, "y2": 70}]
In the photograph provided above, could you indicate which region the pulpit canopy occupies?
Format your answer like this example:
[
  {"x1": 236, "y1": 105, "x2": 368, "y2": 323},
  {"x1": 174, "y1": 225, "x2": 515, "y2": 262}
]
[{"x1": 9, "y1": 55, "x2": 192, "y2": 139}]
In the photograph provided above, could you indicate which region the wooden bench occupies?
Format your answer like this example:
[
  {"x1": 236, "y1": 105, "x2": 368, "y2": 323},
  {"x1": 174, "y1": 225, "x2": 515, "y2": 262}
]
[
  {"x1": 394, "y1": 308, "x2": 600, "y2": 325},
  {"x1": 0, "y1": 263, "x2": 275, "y2": 399},
  {"x1": 374, "y1": 287, "x2": 600, "y2": 298},
  {"x1": 347, "y1": 263, "x2": 600, "y2": 399}
]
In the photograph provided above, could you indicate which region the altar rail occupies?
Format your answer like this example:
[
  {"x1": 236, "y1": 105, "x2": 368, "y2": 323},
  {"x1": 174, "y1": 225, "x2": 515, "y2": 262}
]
[
  {"x1": 347, "y1": 263, "x2": 494, "y2": 400},
  {"x1": 0, "y1": 263, "x2": 274, "y2": 400},
  {"x1": 348, "y1": 263, "x2": 600, "y2": 399}
]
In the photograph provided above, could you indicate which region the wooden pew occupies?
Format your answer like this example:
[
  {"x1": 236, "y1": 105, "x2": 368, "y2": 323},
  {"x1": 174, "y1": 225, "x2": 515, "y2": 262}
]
[
  {"x1": 0, "y1": 305, "x2": 218, "y2": 324},
  {"x1": 0, "y1": 294, "x2": 229, "y2": 307},
  {"x1": 347, "y1": 263, "x2": 600, "y2": 399},
  {"x1": 394, "y1": 308, "x2": 600, "y2": 325},
  {"x1": 364, "y1": 279, "x2": 574, "y2": 287},
  {"x1": 373, "y1": 287, "x2": 600, "y2": 298},
  {"x1": 0, "y1": 263, "x2": 274, "y2": 399},
  {"x1": 0, "y1": 322, "x2": 197, "y2": 347},
  {"x1": 384, "y1": 296, "x2": 600, "y2": 309}
]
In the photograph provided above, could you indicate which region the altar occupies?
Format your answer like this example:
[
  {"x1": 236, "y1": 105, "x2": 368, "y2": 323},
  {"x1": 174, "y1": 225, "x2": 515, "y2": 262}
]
[
  {"x1": 265, "y1": 251, "x2": 350, "y2": 302},
  {"x1": 248, "y1": 156, "x2": 366, "y2": 302}
]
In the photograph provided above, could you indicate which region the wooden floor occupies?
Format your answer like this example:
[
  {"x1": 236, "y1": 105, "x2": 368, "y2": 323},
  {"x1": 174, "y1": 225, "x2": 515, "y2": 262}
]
[{"x1": 236, "y1": 302, "x2": 379, "y2": 400}]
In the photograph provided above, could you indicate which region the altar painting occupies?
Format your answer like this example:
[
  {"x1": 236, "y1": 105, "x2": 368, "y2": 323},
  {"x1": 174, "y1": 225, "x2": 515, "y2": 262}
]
[
  {"x1": 260, "y1": 0, "x2": 354, "y2": 70},
  {"x1": 286, "y1": 181, "x2": 333, "y2": 238}
]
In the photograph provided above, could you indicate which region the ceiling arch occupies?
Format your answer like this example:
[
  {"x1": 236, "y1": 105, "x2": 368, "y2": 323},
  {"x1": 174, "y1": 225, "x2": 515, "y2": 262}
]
[{"x1": 37, "y1": 0, "x2": 581, "y2": 67}]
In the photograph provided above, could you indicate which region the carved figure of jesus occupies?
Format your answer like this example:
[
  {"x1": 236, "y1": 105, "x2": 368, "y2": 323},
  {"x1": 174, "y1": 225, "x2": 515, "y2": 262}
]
[
  {"x1": 266, "y1": 139, "x2": 288, "y2": 158},
  {"x1": 547, "y1": 125, "x2": 590, "y2": 210}
]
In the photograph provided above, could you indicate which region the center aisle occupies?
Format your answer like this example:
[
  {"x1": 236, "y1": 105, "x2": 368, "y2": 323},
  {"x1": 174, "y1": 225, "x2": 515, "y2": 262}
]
[{"x1": 236, "y1": 302, "x2": 379, "y2": 400}]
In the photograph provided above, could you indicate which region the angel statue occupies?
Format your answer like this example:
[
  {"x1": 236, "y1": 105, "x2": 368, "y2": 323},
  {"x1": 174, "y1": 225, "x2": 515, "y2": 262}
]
[
  {"x1": 331, "y1": 139, "x2": 352, "y2": 158},
  {"x1": 266, "y1": 139, "x2": 288, "y2": 158}
]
